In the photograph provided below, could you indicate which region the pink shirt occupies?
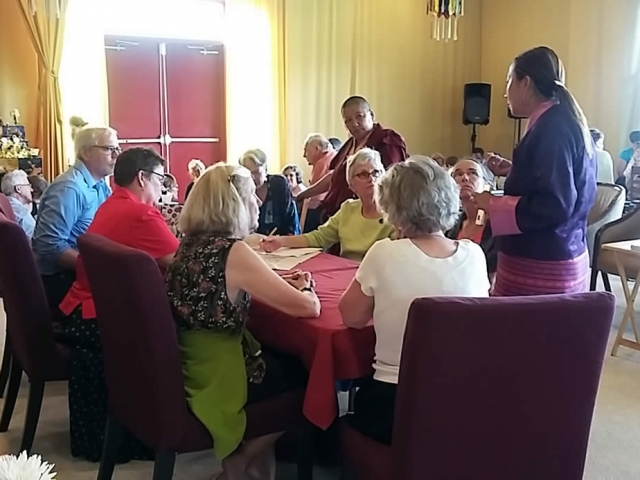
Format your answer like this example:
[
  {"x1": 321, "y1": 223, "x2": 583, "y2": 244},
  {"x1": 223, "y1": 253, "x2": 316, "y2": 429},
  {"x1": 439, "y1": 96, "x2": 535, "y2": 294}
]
[
  {"x1": 525, "y1": 100, "x2": 557, "y2": 134},
  {"x1": 309, "y1": 150, "x2": 336, "y2": 208}
]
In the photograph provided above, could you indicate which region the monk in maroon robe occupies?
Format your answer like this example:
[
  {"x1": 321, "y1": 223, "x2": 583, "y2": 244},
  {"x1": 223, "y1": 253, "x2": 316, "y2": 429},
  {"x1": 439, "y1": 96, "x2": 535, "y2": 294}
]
[{"x1": 298, "y1": 96, "x2": 407, "y2": 220}]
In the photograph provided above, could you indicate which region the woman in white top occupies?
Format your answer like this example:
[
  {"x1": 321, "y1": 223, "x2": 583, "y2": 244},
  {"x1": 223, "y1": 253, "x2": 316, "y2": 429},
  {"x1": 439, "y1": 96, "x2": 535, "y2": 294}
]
[
  {"x1": 339, "y1": 156, "x2": 490, "y2": 445},
  {"x1": 590, "y1": 128, "x2": 615, "y2": 184}
]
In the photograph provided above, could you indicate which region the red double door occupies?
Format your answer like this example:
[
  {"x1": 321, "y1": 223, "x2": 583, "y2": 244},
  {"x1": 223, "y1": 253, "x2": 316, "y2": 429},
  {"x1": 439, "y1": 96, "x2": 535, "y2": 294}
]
[{"x1": 105, "y1": 37, "x2": 226, "y2": 202}]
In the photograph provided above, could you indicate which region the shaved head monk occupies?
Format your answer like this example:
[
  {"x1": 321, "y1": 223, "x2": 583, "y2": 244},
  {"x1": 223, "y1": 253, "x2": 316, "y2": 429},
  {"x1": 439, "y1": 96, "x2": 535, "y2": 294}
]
[{"x1": 298, "y1": 96, "x2": 407, "y2": 219}]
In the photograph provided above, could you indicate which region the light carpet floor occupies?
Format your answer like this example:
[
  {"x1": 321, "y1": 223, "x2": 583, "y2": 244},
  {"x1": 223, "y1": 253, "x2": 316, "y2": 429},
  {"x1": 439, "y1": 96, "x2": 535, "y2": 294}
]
[{"x1": 0, "y1": 276, "x2": 638, "y2": 479}]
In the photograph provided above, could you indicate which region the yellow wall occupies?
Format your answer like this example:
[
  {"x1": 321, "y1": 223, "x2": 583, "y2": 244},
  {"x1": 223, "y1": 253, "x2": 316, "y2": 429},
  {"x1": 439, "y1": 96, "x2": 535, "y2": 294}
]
[
  {"x1": 480, "y1": 0, "x2": 640, "y2": 158},
  {"x1": 0, "y1": 1, "x2": 39, "y2": 141},
  {"x1": 283, "y1": 0, "x2": 482, "y2": 172},
  {"x1": 3, "y1": 0, "x2": 638, "y2": 170}
]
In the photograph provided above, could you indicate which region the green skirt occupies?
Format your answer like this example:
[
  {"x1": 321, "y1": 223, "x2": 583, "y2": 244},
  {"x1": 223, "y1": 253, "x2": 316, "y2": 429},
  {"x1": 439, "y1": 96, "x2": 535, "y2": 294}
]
[{"x1": 179, "y1": 329, "x2": 253, "y2": 459}]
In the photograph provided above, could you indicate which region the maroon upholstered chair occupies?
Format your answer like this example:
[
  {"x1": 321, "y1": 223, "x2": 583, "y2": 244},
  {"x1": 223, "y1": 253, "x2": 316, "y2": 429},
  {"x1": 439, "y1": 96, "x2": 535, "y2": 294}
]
[
  {"x1": 0, "y1": 195, "x2": 17, "y2": 398},
  {"x1": 0, "y1": 214, "x2": 69, "y2": 454},
  {"x1": 340, "y1": 293, "x2": 615, "y2": 480},
  {"x1": 77, "y1": 233, "x2": 312, "y2": 480},
  {"x1": 0, "y1": 193, "x2": 17, "y2": 222}
]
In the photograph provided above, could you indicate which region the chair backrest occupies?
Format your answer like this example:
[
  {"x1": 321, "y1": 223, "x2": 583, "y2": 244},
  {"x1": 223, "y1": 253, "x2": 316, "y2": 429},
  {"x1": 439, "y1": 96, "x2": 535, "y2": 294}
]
[
  {"x1": 0, "y1": 215, "x2": 57, "y2": 378},
  {"x1": 0, "y1": 194, "x2": 17, "y2": 223},
  {"x1": 587, "y1": 183, "x2": 626, "y2": 263},
  {"x1": 298, "y1": 198, "x2": 310, "y2": 231},
  {"x1": 393, "y1": 293, "x2": 615, "y2": 480},
  {"x1": 593, "y1": 199, "x2": 640, "y2": 270},
  {"x1": 587, "y1": 183, "x2": 625, "y2": 226},
  {"x1": 78, "y1": 233, "x2": 190, "y2": 451},
  {"x1": 596, "y1": 201, "x2": 640, "y2": 245}
]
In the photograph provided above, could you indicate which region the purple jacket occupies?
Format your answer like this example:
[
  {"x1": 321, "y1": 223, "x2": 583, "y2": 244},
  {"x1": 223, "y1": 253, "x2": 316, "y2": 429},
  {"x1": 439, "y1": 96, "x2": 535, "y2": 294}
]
[{"x1": 497, "y1": 104, "x2": 597, "y2": 262}]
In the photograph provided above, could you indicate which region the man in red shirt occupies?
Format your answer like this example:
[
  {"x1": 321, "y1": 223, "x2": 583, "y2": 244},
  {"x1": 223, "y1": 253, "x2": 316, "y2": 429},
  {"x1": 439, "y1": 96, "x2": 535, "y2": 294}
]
[
  {"x1": 61, "y1": 147, "x2": 179, "y2": 318},
  {"x1": 298, "y1": 96, "x2": 407, "y2": 221},
  {"x1": 59, "y1": 147, "x2": 179, "y2": 462}
]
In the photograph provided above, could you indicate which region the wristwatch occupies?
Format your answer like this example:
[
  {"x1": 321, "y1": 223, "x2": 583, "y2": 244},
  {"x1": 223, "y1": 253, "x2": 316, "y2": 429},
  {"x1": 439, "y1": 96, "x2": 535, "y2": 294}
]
[{"x1": 300, "y1": 286, "x2": 314, "y2": 293}]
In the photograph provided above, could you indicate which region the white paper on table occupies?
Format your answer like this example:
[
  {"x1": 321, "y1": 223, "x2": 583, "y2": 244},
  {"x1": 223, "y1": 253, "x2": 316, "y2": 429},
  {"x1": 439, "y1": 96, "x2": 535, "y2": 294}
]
[
  {"x1": 259, "y1": 251, "x2": 321, "y2": 270},
  {"x1": 265, "y1": 247, "x2": 322, "y2": 258}
]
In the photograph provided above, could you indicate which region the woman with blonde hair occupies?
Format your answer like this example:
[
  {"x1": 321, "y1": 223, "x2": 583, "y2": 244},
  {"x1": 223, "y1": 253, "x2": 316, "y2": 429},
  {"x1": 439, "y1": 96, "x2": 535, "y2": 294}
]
[
  {"x1": 167, "y1": 163, "x2": 320, "y2": 480},
  {"x1": 184, "y1": 158, "x2": 206, "y2": 201}
]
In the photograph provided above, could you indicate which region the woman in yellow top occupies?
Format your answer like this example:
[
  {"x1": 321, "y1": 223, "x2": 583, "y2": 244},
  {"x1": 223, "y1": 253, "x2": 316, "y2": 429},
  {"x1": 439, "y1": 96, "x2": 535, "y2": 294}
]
[{"x1": 261, "y1": 148, "x2": 395, "y2": 262}]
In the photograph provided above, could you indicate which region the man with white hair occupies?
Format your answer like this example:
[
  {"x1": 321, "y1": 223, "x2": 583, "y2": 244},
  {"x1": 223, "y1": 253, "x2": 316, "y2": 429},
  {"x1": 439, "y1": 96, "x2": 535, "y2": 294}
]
[
  {"x1": 33, "y1": 126, "x2": 117, "y2": 309},
  {"x1": 298, "y1": 133, "x2": 336, "y2": 231},
  {"x1": 1, "y1": 169, "x2": 35, "y2": 239}
]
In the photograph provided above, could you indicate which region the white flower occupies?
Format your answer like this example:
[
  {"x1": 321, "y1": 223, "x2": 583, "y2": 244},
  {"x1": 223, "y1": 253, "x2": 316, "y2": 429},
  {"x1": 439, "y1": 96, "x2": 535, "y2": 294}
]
[{"x1": 0, "y1": 452, "x2": 56, "y2": 480}]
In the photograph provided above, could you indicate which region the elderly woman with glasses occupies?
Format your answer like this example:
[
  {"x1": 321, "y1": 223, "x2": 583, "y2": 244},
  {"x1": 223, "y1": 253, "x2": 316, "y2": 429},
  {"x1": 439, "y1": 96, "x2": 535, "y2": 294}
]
[
  {"x1": 447, "y1": 158, "x2": 498, "y2": 278},
  {"x1": 261, "y1": 148, "x2": 394, "y2": 262},
  {"x1": 339, "y1": 156, "x2": 490, "y2": 446}
]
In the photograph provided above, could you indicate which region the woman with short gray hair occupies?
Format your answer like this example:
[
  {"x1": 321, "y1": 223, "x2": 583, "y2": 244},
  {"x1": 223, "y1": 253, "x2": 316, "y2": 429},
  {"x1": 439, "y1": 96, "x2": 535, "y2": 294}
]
[
  {"x1": 261, "y1": 148, "x2": 394, "y2": 262},
  {"x1": 375, "y1": 154, "x2": 460, "y2": 237},
  {"x1": 339, "y1": 155, "x2": 490, "y2": 446}
]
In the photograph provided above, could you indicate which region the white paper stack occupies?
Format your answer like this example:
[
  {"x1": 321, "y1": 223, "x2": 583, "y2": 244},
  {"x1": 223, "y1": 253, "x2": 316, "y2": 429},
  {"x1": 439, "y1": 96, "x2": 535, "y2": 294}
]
[{"x1": 257, "y1": 247, "x2": 322, "y2": 270}]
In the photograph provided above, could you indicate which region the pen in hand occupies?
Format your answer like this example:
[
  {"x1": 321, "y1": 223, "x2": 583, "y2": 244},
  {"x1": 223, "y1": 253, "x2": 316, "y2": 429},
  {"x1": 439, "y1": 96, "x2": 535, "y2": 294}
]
[
  {"x1": 260, "y1": 228, "x2": 277, "y2": 243},
  {"x1": 259, "y1": 228, "x2": 279, "y2": 252}
]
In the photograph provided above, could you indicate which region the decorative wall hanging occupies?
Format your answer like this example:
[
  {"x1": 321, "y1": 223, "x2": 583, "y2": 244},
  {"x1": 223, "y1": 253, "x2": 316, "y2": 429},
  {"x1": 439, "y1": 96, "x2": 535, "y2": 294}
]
[{"x1": 427, "y1": 0, "x2": 464, "y2": 41}]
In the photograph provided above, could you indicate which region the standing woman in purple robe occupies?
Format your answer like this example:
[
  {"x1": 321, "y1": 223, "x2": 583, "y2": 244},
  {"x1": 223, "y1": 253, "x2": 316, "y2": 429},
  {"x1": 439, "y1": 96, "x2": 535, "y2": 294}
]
[{"x1": 471, "y1": 46, "x2": 597, "y2": 296}]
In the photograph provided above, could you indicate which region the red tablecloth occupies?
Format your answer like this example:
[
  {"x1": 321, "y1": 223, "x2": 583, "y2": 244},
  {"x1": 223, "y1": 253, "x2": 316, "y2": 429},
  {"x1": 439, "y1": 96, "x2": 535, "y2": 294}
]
[{"x1": 248, "y1": 253, "x2": 375, "y2": 429}]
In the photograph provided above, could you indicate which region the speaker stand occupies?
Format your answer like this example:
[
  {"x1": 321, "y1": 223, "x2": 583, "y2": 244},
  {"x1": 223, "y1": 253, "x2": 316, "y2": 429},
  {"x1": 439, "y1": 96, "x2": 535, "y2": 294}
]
[
  {"x1": 513, "y1": 118, "x2": 523, "y2": 150},
  {"x1": 470, "y1": 124, "x2": 478, "y2": 152}
]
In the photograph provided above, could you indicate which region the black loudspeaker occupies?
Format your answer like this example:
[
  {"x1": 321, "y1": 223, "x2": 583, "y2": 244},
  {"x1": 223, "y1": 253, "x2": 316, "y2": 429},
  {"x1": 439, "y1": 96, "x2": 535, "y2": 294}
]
[{"x1": 463, "y1": 83, "x2": 491, "y2": 126}]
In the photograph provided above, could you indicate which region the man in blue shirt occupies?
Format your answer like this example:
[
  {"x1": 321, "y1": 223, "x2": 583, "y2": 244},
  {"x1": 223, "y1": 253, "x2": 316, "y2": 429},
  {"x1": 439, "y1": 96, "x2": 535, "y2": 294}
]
[
  {"x1": 1, "y1": 169, "x2": 36, "y2": 239},
  {"x1": 33, "y1": 126, "x2": 118, "y2": 309}
]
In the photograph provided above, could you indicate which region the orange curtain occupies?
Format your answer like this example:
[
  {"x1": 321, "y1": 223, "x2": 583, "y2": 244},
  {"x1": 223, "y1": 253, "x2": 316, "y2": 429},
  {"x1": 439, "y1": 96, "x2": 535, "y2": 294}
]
[{"x1": 17, "y1": 0, "x2": 69, "y2": 180}]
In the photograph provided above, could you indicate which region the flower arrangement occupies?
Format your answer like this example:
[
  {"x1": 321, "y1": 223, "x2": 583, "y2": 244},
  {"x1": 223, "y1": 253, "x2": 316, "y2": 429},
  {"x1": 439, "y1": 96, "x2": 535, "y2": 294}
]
[
  {"x1": 0, "y1": 136, "x2": 31, "y2": 159},
  {"x1": 0, "y1": 452, "x2": 56, "y2": 479}
]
